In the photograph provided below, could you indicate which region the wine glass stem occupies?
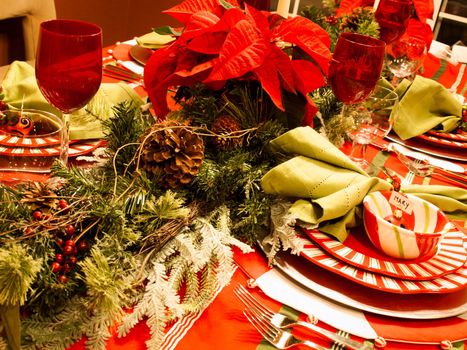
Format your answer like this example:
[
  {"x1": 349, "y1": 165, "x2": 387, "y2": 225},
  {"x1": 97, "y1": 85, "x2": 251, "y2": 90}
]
[
  {"x1": 61, "y1": 113, "x2": 70, "y2": 166},
  {"x1": 391, "y1": 75, "x2": 401, "y2": 87}
]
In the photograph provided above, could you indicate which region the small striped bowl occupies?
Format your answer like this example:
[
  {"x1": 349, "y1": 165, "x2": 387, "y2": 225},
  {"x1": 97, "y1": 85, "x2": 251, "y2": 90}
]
[{"x1": 363, "y1": 191, "x2": 451, "y2": 260}]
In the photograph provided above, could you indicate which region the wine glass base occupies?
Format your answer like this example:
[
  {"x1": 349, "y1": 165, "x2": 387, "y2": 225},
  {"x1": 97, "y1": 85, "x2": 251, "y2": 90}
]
[{"x1": 348, "y1": 156, "x2": 371, "y2": 171}]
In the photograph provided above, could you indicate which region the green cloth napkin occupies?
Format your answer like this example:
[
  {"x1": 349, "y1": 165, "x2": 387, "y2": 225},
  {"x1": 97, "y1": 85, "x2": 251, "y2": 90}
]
[
  {"x1": 402, "y1": 184, "x2": 467, "y2": 221},
  {"x1": 136, "y1": 32, "x2": 175, "y2": 49},
  {"x1": 2, "y1": 61, "x2": 143, "y2": 140},
  {"x1": 393, "y1": 75, "x2": 462, "y2": 140},
  {"x1": 261, "y1": 127, "x2": 392, "y2": 242}
]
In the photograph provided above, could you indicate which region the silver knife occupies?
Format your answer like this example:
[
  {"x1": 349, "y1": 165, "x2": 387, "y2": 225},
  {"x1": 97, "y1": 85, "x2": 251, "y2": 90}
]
[{"x1": 386, "y1": 142, "x2": 465, "y2": 174}]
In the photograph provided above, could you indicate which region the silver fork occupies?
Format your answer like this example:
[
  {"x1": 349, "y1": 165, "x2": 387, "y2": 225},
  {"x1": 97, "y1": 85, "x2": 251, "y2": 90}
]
[
  {"x1": 244, "y1": 307, "x2": 328, "y2": 349},
  {"x1": 402, "y1": 158, "x2": 422, "y2": 185},
  {"x1": 235, "y1": 285, "x2": 371, "y2": 350}
]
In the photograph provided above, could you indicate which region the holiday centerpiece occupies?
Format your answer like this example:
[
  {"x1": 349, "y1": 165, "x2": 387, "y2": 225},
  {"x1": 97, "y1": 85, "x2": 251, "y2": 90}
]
[{"x1": 0, "y1": 0, "x2": 437, "y2": 349}]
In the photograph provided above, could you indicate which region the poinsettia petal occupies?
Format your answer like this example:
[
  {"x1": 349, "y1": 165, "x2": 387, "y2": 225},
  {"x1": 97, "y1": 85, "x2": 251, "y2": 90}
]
[
  {"x1": 163, "y1": 0, "x2": 240, "y2": 25},
  {"x1": 274, "y1": 16, "x2": 331, "y2": 74},
  {"x1": 205, "y1": 19, "x2": 270, "y2": 82},
  {"x1": 291, "y1": 59, "x2": 326, "y2": 95},
  {"x1": 146, "y1": 60, "x2": 214, "y2": 117},
  {"x1": 268, "y1": 45, "x2": 295, "y2": 93},
  {"x1": 144, "y1": 43, "x2": 180, "y2": 89},
  {"x1": 302, "y1": 98, "x2": 318, "y2": 127},
  {"x1": 405, "y1": 18, "x2": 433, "y2": 49},
  {"x1": 244, "y1": 4, "x2": 271, "y2": 40},
  {"x1": 253, "y1": 64, "x2": 283, "y2": 111},
  {"x1": 336, "y1": 0, "x2": 362, "y2": 17},
  {"x1": 184, "y1": 10, "x2": 221, "y2": 32},
  {"x1": 412, "y1": 0, "x2": 434, "y2": 23},
  {"x1": 186, "y1": 32, "x2": 228, "y2": 54}
]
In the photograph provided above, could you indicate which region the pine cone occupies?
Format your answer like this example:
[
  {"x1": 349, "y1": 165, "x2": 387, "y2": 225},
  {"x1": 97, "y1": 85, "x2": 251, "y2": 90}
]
[
  {"x1": 211, "y1": 115, "x2": 242, "y2": 151},
  {"x1": 20, "y1": 182, "x2": 58, "y2": 212},
  {"x1": 140, "y1": 120, "x2": 204, "y2": 188}
]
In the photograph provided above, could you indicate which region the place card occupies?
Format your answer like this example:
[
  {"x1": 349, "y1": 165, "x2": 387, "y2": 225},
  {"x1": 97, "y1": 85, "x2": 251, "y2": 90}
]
[{"x1": 389, "y1": 191, "x2": 413, "y2": 214}]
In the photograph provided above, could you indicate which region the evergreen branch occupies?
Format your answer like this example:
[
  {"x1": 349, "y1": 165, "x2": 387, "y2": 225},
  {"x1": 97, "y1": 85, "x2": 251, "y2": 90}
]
[{"x1": 0, "y1": 244, "x2": 42, "y2": 306}]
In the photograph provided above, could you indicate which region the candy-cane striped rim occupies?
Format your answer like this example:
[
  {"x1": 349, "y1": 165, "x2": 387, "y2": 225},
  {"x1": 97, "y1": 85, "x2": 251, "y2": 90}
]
[
  {"x1": 417, "y1": 134, "x2": 467, "y2": 149},
  {"x1": 303, "y1": 229, "x2": 466, "y2": 280},
  {"x1": 0, "y1": 140, "x2": 105, "y2": 157},
  {"x1": 297, "y1": 234, "x2": 467, "y2": 294},
  {"x1": 426, "y1": 130, "x2": 467, "y2": 142}
]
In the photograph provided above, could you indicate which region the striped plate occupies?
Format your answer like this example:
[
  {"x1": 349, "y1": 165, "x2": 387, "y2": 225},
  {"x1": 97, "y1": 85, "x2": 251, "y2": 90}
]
[
  {"x1": 0, "y1": 140, "x2": 105, "y2": 157},
  {"x1": 297, "y1": 234, "x2": 467, "y2": 294},
  {"x1": 416, "y1": 133, "x2": 467, "y2": 149},
  {"x1": 426, "y1": 130, "x2": 467, "y2": 142},
  {"x1": 302, "y1": 228, "x2": 466, "y2": 280}
]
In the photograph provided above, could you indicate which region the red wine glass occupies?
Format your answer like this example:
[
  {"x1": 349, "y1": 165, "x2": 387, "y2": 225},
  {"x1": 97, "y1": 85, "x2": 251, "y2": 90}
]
[
  {"x1": 36, "y1": 19, "x2": 103, "y2": 164},
  {"x1": 328, "y1": 33, "x2": 386, "y2": 105},
  {"x1": 386, "y1": 36, "x2": 427, "y2": 85},
  {"x1": 375, "y1": 0, "x2": 412, "y2": 45},
  {"x1": 328, "y1": 33, "x2": 386, "y2": 168}
]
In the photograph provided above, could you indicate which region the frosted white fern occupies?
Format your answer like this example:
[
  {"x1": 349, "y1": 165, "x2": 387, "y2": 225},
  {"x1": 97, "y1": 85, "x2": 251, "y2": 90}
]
[{"x1": 262, "y1": 201, "x2": 306, "y2": 263}]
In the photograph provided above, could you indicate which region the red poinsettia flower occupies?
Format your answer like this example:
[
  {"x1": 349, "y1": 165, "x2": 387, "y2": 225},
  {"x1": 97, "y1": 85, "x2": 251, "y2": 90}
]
[{"x1": 144, "y1": 0, "x2": 331, "y2": 119}]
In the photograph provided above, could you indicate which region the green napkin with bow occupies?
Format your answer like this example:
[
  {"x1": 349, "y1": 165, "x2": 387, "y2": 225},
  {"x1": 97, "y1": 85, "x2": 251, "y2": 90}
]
[
  {"x1": 136, "y1": 32, "x2": 175, "y2": 49},
  {"x1": 1, "y1": 61, "x2": 143, "y2": 140},
  {"x1": 392, "y1": 75, "x2": 462, "y2": 140},
  {"x1": 261, "y1": 127, "x2": 392, "y2": 242}
]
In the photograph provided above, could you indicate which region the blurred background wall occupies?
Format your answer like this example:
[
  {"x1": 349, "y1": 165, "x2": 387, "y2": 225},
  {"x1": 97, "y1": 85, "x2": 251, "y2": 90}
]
[{"x1": 0, "y1": 0, "x2": 464, "y2": 67}]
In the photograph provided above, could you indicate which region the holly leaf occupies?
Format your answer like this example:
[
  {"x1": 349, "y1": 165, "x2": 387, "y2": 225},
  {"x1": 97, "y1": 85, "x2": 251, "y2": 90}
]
[
  {"x1": 274, "y1": 16, "x2": 331, "y2": 74},
  {"x1": 219, "y1": 0, "x2": 236, "y2": 9},
  {"x1": 153, "y1": 25, "x2": 183, "y2": 36},
  {"x1": 163, "y1": 0, "x2": 239, "y2": 24},
  {"x1": 205, "y1": 19, "x2": 270, "y2": 82}
]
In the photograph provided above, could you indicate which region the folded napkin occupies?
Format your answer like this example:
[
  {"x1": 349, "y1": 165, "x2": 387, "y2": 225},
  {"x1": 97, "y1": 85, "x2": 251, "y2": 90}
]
[
  {"x1": 261, "y1": 127, "x2": 392, "y2": 242},
  {"x1": 392, "y1": 75, "x2": 462, "y2": 140},
  {"x1": 402, "y1": 184, "x2": 467, "y2": 221},
  {"x1": 1, "y1": 61, "x2": 143, "y2": 140},
  {"x1": 136, "y1": 32, "x2": 175, "y2": 49}
]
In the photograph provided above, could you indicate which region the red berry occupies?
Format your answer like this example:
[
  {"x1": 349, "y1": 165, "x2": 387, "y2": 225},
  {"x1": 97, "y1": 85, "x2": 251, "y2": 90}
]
[
  {"x1": 63, "y1": 245, "x2": 75, "y2": 256},
  {"x1": 55, "y1": 238, "x2": 65, "y2": 248},
  {"x1": 51, "y1": 262, "x2": 62, "y2": 273},
  {"x1": 57, "y1": 275, "x2": 68, "y2": 283},
  {"x1": 55, "y1": 253, "x2": 65, "y2": 263},
  {"x1": 65, "y1": 224, "x2": 75, "y2": 236},
  {"x1": 63, "y1": 263, "x2": 74, "y2": 273},
  {"x1": 65, "y1": 239, "x2": 75, "y2": 247},
  {"x1": 32, "y1": 210, "x2": 43, "y2": 221},
  {"x1": 23, "y1": 227, "x2": 35, "y2": 236},
  {"x1": 0, "y1": 101, "x2": 7, "y2": 111},
  {"x1": 77, "y1": 240, "x2": 89, "y2": 251},
  {"x1": 67, "y1": 256, "x2": 78, "y2": 265},
  {"x1": 58, "y1": 199, "x2": 69, "y2": 210}
]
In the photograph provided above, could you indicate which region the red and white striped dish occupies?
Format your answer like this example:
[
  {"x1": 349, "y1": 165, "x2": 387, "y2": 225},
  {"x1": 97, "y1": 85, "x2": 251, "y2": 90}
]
[
  {"x1": 416, "y1": 133, "x2": 467, "y2": 149},
  {"x1": 302, "y1": 228, "x2": 466, "y2": 280},
  {"x1": 296, "y1": 234, "x2": 467, "y2": 294},
  {"x1": 0, "y1": 133, "x2": 63, "y2": 147},
  {"x1": 426, "y1": 130, "x2": 467, "y2": 142},
  {"x1": 0, "y1": 140, "x2": 105, "y2": 158}
]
